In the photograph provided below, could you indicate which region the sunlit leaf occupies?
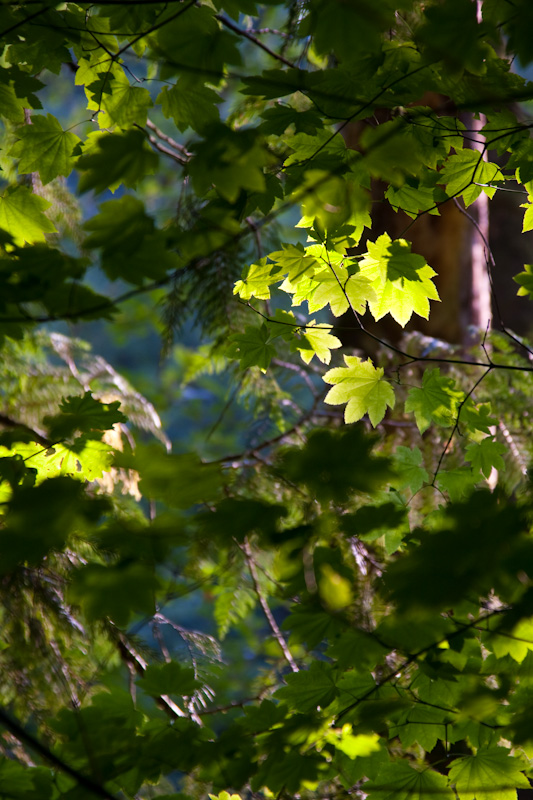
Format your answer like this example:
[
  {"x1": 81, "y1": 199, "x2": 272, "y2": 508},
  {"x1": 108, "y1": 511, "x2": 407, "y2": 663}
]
[
  {"x1": 324, "y1": 355, "x2": 395, "y2": 426},
  {"x1": 9, "y1": 113, "x2": 81, "y2": 184},
  {"x1": 448, "y1": 747, "x2": 530, "y2": 800},
  {"x1": 359, "y1": 234, "x2": 440, "y2": 326}
]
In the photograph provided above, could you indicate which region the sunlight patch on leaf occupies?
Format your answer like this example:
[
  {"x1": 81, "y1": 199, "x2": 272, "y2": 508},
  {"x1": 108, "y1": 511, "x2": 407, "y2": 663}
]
[
  {"x1": 0, "y1": 186, "x2": 56, "y2": 245},
  {"x1": 359, "y1": 233, "x2": 439, "y2": 326},
  {"x1": 448, "y1": 747, "x2": 530, "y2": 800},
  {"x1": 364, "y1": 762, "x2": 453, "y2": 800}
]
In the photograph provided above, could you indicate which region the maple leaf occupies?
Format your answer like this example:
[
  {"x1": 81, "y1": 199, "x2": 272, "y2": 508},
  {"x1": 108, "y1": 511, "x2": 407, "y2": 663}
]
[
  {"x1": 233, "y1": 258, "x2": 283, "y2": 300},
  {"x1": 448, "y1": 747, "x2": 530, "y2": 800},
  {"x1": 227, "y1": 324, "x2": 275, "y2": 370},
  {"x1": 77, "y1": 129, "x2": 158, "y2": 194},
  {"x1": 521, "y1": 199, "x2": 533, "y2": 232},
  {"x1": 0, "y1": 186, "x2": 56, "y2": 245},
  {"x1": 158, "y1": 79, "x2": 221, "y2": 133},
  {"x1": 323, "y1": 356, "x2": 395, "y2": 426},
  {"x1": 392, "y1": 446, "x2": 429, "y2": 493},
  {"x1": 44, "y1": 392, "x2": 126, "y2": 442},
  {"x1": 98, "y1": 71, "x2": 153, "y2": 129},
  {"x1": 440, "y1": 149, "x2": 503, "y2": 207},
  {"x1": 488, "y1": 618, "x2": 533, "y2": 662},
  {"x1": 268, "y1": 242, "x2": 320, "y2": 283},
  {"x1": 465, "y1": 437, "x2": 506, "y2": 478},
  {"x1": 9, "y1": 113, "x2": 81, "y2": 185},
  {"x1": 309, "y1": 265, "x2": 375, "y2": 316},
  {"x1": 297, "y1": 321, "x2": 341, "y2": 365},
  {"x1": 365, "y1": 762, "x2": 453, "y2": 800},
  {"x1": 405, "y1": 368, "x2": 463, "y2": 433},
  {"x1": 359, "y1": 234, "x2": 440, "y2": 326}
]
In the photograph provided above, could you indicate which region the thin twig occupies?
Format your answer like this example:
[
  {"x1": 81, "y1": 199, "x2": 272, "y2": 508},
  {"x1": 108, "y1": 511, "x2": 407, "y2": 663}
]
[
  {"x1": 215, "y1": 14, "x2": 296, "y2": 69},
  {"x1": 0, "y1": 706, "x2": 119, "y2": 800},
  {"x1": 146, "y1": 119, "x2": 192, "y2": 157},
  {"x1": 242, "y1": 538, "x2": 299, "y2": 673}
]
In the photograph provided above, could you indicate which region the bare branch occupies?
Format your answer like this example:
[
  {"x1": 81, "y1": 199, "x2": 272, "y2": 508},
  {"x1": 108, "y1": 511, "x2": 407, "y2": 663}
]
[
  {"x1": 241, "y1": 538, "x2": 299, "y2": 674},
  {"x1": 215, "y1": 14, "x2": 296, "y2": 69}
]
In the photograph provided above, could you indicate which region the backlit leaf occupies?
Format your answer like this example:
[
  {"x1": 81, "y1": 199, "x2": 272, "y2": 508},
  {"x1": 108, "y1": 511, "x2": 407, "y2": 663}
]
[
  {"x1": 227, "y1": 324, "x2": 275, "y2": 370},
  {"x1": 440, "y1": 149, "x2": 503, "y2": 207},
  {"x1": 359, "y1": 234, "x2": 440, "y2": 326},
  {"x1": 448, "y1": 747, "x2": 530, "y2": 800},
  {"x1": 465, "y1": 437, "x2": 506, "y2": 478},
  {"x1": 9, "y1": 113, "x2": 81, "y2": 184},
  {"x1": 297, "y1": 321, "x2": 341, "y2": 364},
  {"x1": 0, "y1": 186, "x2": 56, "y2": 245},
  {"x1": 405, "y1": 368, "x2": 463, "y2": 433},
  {"x1": 324, "y1": 355, "x2": 395, "y2": 426},
  {"x1": 365, "y1": 762, "x2": 453, "y2": 800}
]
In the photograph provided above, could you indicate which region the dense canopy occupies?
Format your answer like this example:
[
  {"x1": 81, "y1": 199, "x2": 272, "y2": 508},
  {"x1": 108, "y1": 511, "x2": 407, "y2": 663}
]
[{"x1": 3, "y1": 1, "x2": 533, "y2": 800}]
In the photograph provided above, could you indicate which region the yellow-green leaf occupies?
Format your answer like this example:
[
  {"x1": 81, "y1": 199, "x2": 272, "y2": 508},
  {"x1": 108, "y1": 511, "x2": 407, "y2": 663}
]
[
  {"x1": 359, "y1": 233, "x2": 439, "y2": 326},
  {"x1": 297, "y1": 320, "x2": 341, "y2": 365},
  {"x1": 323, "y1": 355, "x2": 395, "y2": 426},
  {"x1": 0, "y1": 186, "x2": 56, "y2": 245}
]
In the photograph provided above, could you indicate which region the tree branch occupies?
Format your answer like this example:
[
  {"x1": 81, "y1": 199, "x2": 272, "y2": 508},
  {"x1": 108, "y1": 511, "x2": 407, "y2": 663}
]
[
  {"x1": 215, "y1": 14, "x2": 296, "y2": 69},
  {"x1": 242, "y1": 538, "x2": 299, "y2": 673},
  {"x1": 0, "y1": 706, "x2": 119, "y2": 800}
]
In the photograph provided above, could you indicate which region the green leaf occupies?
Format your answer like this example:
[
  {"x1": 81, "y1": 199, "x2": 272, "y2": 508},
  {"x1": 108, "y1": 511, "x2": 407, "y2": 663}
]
[
  {"x1": 440, "y1": 149, "x2": 503, "y2": 207},
  {"x1": 98, "y1": 71, "x2": 153, "y2": 128},
  {"x1": 405, "y1": 368, "x2": 464, "y2": 433},
  {"x1": 44, "y1": 392, "x2": 126, "y2": 441},
  {"x1": 189, "y1": 124, "x2": 270, "y2": 203},
  {"x1": 77, "y1": 129, "x2": 158, "y2": 194},
  {"x1": 268, "y1": 243, "x2": 320, "y2": 284},
  {"x1": 0, "y1": 186, "x2": 56, "y2": 245},
  {"x1": 521, "y1": 201, "x2": 533, "y2": 233},
  {"x1": 227, "y1": 323, "x2": 275, "y2": 370},
  {"x1": 323, "y1": 355, "x2": 395, "y2": 426},
  {"x1": 302, "y1": 0, "x2": 396, "y2": 62},
  {"x1": 385, "y1": 179, "x2": 440, "y2": 219},
  {"x1": 513, "y1": 263, "x2": 533, "y2": 298},
  {"x1": 365, "y1": 762, "x2": 453, "y2": 800},
  {"x1": 385, "y1": 491, "x2": 526, "y2": 611},
  {"x1": 465, "y1": 437, "x2": 506, "y2": 478},
  {"x1": 137, "y1": 663, "x2": 200, "y2": 698},
  {"x1": 448, "y1": 747, "x2": 530, "y2": 800},
  {"x1": 359, "y1": 234, "x2": 440, "y2": 326},
  {"x1": 4, "y1": 439, "x2": 114, "y2": 482},
  {"x1": 116, "y1": 444, "x2": 221, "y2": 509},
  {"x1": 279, "y1": 425, "x2": 392, "y2": 501},
  {"x1": 158, "y1": 79, "x2": 221, "y2": 133},
  {"x1": 9, "y1": 113, "x2": 81, "y2": 184},
  {"x1": 389, "y1": 704, "x2": 449, "y2": 752},
  {"x1": 486, "y1": 618, "x2": 533, "y2": 663},
  {"x1": 436, "y1": 467, "x2": 479, "y2": 501},
  {"x1": 392, "y1": 446, "x2": 429, "y2": 493},
  {"x1": 274, "y1": 661, "x2": 337, "y2": 712},
  {"x1": 213, "y1": 583, "x2": 256, "y2": 640},
  {"x1": 68, "y1": 561, "x2": 159, "y2": 627},
  {"x1": 156, "y1": 5, "x2": 241, "y2": 82},
  {"x1": 83, "y1": 196, "x2": 177, "y2": 284}
]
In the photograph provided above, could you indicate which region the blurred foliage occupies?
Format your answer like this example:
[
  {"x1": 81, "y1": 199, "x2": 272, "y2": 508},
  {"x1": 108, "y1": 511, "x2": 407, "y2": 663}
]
[{"x1": 2, "y1": 2, "x2": 533, "y2": 800}]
